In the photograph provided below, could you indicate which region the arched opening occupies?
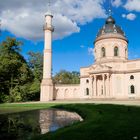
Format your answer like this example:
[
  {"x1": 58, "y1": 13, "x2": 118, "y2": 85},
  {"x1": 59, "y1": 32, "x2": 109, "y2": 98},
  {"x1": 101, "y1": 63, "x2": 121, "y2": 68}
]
[
  {"x1": 114, "y1": 46, "x2": 119, "y2": 56},
  {"x1": 86, "y1": 88, "x2": 89, "y2": 95},
  {"x1": 101, "y1": 47, "x2": 106, "y2": 57},
  {"x1": 64, "y1": 89, "x2": 69, "y2": 99},
  {"x1": 53, "y1": 89, "x2": 58, "y2": 100},
  {"x1": 86, "y1": 79, "x2": 89, "y2": 83},
  {"x1": 125, "y1": 48, "x2": 127, "y2": 58},
  {"x1": 130, "y1": 75, "x2": 134, "y2": 80},
  {"x1": 130, "y1": 85, "x2": 135, "y2": 94}
]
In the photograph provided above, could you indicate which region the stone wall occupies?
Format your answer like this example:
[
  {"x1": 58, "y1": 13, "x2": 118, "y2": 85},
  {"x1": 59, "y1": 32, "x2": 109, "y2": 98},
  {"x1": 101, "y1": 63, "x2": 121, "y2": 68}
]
[{"x1": 53, "y1": 84, "x2": 80, "y2": 100}]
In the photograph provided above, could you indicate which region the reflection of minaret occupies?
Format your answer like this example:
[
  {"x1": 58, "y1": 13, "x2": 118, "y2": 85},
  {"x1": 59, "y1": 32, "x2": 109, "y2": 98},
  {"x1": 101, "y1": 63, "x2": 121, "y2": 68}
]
[
  {"x1": 40, "y1": 0, "x2": 54, "y2": 101},
  {"x1": 39, "y1": 110, "x2": 54, "y2": 134},
  {"x1": 39, "y1": 109, "x2": 83, "y2": 134}
]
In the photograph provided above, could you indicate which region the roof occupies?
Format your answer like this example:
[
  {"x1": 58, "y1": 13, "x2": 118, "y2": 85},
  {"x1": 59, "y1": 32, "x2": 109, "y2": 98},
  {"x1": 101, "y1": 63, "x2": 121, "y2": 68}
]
[{"x1": 95, "y1": 16, "x2": 128, "y2": 43}]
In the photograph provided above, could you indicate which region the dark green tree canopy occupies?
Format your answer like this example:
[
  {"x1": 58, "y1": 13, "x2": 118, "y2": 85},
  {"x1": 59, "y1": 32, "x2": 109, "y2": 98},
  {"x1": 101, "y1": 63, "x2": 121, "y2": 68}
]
[
  {"x1": 53, "y1": 70, "x2": 80, "y2": 84},
  {"x1": 28, "y1": 51, "x2": 43, "y2": 82},
  {"x1": 0, "y1": 37, "x2": 33, "y2": 102}
]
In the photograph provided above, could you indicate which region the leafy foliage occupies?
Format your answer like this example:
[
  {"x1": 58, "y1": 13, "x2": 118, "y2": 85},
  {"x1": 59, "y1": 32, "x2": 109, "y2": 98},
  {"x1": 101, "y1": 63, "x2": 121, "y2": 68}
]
[
  {"x1": 53, "y1": 70, "x2": 80, "y2": 84},
  {"x1": 28, "y1": 51, "x2": 43, "y2": 82},
  {"x1": 27, "y1": 51, "x2": 43, "y2": 101},
  {"x1": 0, "y1": 37, "x2": 33, "y2": 102}
]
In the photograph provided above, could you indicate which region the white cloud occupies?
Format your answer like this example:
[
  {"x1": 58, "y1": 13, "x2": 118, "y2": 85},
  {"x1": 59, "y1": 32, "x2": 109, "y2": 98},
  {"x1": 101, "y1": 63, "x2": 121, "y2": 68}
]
[
  {"x1": 0, "y1": 0, "x2": 106, "y2": 41},
  {"x1": 112, "y1": 0, "x2": 122, "y2": 7},
  {"x1": 53, "y1": 14, "x2": 80, "y2": 40},
  {"x1": 80, "y1": 45, "x2": 85, "y2": 48},
  {"x1": 122, "y1": 13, "x2": 136, "y2": 20},
  {"x1": 88, "y1": 47, "x2": 94, "y2": 55},
  {"x1": 124, "y1": 0, "x2": 140, "y2": 11}
]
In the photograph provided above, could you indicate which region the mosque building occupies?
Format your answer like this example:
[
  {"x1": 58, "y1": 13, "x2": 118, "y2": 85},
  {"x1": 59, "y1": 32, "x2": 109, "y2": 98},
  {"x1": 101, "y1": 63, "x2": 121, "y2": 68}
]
[{"x1": 40, "y1": 11, "x2": 140, "y2": 101}]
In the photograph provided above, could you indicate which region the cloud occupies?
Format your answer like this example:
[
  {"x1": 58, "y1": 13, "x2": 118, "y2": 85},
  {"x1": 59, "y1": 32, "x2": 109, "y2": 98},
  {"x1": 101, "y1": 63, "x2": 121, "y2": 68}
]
[
  {"x1": 0, "y1": 0, "x2": 106, "y2": 41},
  {"x1": 124, "y1": 0, "x2": 140, "y2": 12},
  {"x1": 88, "y1": 47, "x2": 94, "y2": 55},
  {"x1": 112, "y1": 0, "x2": 122, "y2": 7},
  {"x1": 122, "y1": 13, "x2": 136, "y2": 20},
  {"x1": 53, "y1": 14, "x2": 80, "y2": 40},
  {"x1": 80, "y1": 45, "x2": 85, "y2": 48}
]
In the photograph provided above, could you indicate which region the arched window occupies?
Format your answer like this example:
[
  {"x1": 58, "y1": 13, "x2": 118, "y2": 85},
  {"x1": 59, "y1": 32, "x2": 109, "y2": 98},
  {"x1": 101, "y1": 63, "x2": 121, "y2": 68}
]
[
  {"x1": 86, "y1": 88, "x2": 89, "y2": 95},
  {"x1": 130, "y1": 75, "x2": 134, "y2": 80},
  {"x1": 130, "y1": 85, "x2": 135, "y2": 94},
  {"x1": 125, "y1": 48, "x2": 127, "y2": 58},
  {"x1": 101, "y1": 47, "x2": 106, "y2": 57},
  {"x1": 114, "y1": 46, "x2": 119, "y2": 56},
  {"x1": 86, "y1": 79, "x2": 89, "y2": 83}
]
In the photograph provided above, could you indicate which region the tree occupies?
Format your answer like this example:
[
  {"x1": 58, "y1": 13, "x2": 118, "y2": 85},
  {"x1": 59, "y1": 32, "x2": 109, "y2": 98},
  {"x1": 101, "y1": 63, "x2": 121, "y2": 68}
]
[
  {"x1": 27, "y1": 51, "x2": 43, "y2": 101},
  {"x1": 28, "y1": 51, "x2": 43, "y2": 82},
  {"x1": 0, "y1": 37, "x2": 33, "y2": 102},
  {"x1": 71, "y1": 71, "x2": 80, "y2": 84},
  {"x1": 53, "y1": 70, "x2": 80, "y2": 84}
]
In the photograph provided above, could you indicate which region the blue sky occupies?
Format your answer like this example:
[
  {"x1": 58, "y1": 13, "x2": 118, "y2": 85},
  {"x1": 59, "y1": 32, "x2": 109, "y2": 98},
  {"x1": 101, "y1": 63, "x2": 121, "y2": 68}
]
[{"x1": 0, "y1": 0, "x2": 140, "y2": 75}]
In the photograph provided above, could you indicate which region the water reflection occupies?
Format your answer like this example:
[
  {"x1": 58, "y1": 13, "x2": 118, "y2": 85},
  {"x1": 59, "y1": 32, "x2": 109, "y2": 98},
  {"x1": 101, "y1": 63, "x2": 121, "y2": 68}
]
[
  {"x1": 0, "y1": 109, "x2": 83, "y2": 140},
  {"x1": 39, "y1": 109, "x2": 83, "y2": 134}
]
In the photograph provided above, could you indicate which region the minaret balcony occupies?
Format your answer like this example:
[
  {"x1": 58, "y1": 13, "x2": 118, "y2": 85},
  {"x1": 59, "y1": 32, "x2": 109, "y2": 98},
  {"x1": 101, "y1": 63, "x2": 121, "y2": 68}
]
[{"x1": 43, "y1": 24, "x2": 54, "y2": 32}]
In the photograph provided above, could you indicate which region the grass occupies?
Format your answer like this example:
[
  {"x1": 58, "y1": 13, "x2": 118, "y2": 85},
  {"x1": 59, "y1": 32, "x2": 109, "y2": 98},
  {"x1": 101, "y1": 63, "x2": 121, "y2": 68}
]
[
  {"x1": 33, "y1": 104, "x2": 140, "y2": 140},
  {"x1": 0, "y1": 102, "x2": 58, "y2": 114},
  {"x1": 1, "y1": 103, "x2": 140, "y2": 140}
]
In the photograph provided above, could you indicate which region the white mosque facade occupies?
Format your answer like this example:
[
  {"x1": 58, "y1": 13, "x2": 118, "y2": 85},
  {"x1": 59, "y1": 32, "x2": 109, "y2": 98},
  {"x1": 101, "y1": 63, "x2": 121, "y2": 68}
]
[{"x1": 40, "y1": 13, "x2": 140, "y2": 101}]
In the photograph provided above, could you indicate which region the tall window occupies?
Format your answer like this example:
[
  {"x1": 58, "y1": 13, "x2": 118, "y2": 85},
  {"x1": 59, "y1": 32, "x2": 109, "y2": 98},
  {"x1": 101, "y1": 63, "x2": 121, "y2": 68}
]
[
  {"x1": 125, "y1": 48, "x2": 127, "y2": 58},
  {"x1": 130, "y1": 75, "x2": 134, "y2": 80},
  {"x1": 101, "y1": 47, "x2": 106, "y2": 57},
  {"x1": 86, "y1": 79, "x2": 89, "y2": 83},
  {"x1": 114, "y1": 46, "x2": 119, "y2": 56},
  {"x1": 130, "y1": 85, "x2": 135, "y2": 94},
  {"x1": 86, "y1": 88, "x2": 89, "y2": 95}
]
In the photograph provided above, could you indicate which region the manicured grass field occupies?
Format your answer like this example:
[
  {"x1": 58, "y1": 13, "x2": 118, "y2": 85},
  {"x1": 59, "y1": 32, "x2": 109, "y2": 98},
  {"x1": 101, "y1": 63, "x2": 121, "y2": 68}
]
[
  {"x1": 1, "y1": 103, "x2": 140, "y2": 140},
  {"x1": 0, "y1": 103, "x2": 58, "y2": 114}
]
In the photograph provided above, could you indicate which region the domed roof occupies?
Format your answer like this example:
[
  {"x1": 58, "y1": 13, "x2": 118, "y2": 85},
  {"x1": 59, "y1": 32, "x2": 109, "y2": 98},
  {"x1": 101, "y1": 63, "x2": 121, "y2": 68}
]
[
  {"x1": 95, "y1": 16, "x2": 128, "y2": 43},
  {"x1": 106, "y1": 16, "x2": 115, "y2": 24}
]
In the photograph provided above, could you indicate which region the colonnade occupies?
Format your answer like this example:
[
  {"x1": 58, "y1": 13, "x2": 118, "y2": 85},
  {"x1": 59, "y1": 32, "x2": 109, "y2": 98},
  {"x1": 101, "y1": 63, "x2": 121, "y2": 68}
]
[{"x1": 90, "y1": 73, "x2": 111, "y2": 98}]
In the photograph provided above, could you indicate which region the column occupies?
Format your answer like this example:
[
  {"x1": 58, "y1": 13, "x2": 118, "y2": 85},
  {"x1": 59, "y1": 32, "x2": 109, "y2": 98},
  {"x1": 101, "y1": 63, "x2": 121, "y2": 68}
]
[
  {"x1": 90, "y1": 76, "x2": 93, "y2": 98},
  {"x1": 102, "y1": 74, "x2": 105, "y2": 97},
  {"x1": 96, "y1": 75, "x2": 97, "y2": 97},
  {"x1": 93, "y1": 75, "x2": 97, "y2": 97},
  {"x1": 107, "y1": 74, "x2": 110, "y2": 97}
]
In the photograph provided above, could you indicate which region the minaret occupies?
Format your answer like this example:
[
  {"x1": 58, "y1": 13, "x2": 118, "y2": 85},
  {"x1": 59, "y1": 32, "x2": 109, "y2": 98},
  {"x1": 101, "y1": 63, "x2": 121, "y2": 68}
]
[{"x1": 40, "y1": 2, "x2": 54, "y2": 101}]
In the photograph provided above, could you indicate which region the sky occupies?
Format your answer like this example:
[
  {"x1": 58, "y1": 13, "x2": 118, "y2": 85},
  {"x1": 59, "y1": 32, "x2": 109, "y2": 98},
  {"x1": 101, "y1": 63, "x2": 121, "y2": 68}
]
[{"x1": 0, "y1": 0, "x2": 140, "y2": 75}]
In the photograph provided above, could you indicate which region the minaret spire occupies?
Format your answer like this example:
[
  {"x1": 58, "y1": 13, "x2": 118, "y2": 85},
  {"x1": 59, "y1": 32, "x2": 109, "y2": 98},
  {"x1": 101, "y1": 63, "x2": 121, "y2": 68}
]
[
  {"x1": 46, "y1": 0, "x2": 52, "y2": 15},
  {"x1": 108, "y1": 0, "x2": 112, "y2": 16},
  {"x1": 47, "y1": 0, "x2": 51, "y2": 12}
]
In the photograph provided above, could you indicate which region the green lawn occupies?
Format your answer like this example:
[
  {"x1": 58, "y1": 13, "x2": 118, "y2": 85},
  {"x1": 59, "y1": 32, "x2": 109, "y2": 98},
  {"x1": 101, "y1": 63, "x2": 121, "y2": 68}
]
[
  {"x1": 1, "y1": 103, "x2": 140, "y2": 140},
  {"x1": 0, "y1": 103, "x2": 58, "y2": 114},
  {"x1": 33, "y1": 104, "x2": 140, "y2": 140}
]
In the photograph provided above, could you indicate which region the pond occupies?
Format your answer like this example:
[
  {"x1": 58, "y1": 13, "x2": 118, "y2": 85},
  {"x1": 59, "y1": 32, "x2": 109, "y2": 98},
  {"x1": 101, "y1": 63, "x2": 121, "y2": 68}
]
[{"x1": 0, "y1": 109, "x2": 83, "y2": 140}]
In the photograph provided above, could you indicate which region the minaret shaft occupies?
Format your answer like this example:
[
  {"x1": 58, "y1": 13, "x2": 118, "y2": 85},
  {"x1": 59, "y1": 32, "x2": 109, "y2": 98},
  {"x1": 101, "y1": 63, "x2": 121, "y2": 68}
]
[
  {"x1": 40, "y1": 14, "x2": 54, "y2": 102},
  {"x1": 43, "y1": 30, "x2": 52, "y2": 79}
]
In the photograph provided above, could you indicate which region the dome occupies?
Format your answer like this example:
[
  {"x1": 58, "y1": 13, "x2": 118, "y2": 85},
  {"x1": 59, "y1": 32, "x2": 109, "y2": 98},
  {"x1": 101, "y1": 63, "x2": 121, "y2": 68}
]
[
  {"x1": 95, "y1": 16, "x2": 128, "y2": 43},
  {"x1": 106, "y1": 16, "x2": 115, "y2": 24}
]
